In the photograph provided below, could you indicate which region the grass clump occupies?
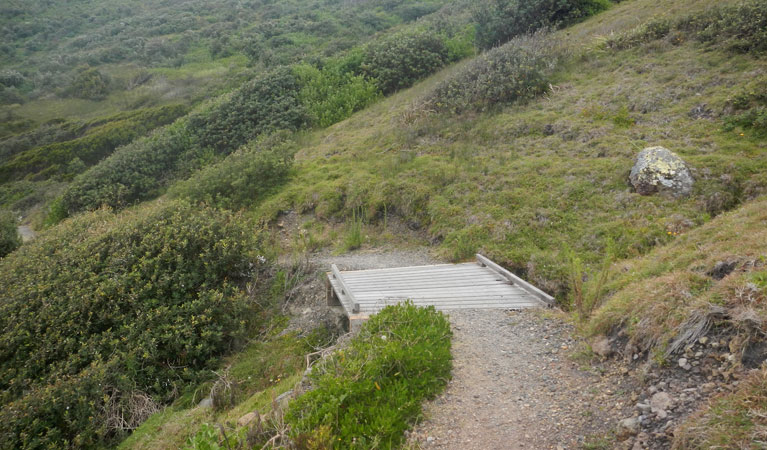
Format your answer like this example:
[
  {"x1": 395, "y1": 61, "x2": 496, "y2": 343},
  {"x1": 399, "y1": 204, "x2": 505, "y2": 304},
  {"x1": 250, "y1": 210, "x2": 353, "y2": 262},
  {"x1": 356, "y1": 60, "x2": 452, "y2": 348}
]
[
  {"x1": 0, "y1": 200, "x2": 268, "y2": 448},
  {"x1": 417, "y1": 31, "x2": 562, "y2": 113},
  {"x1": 286, "y1": 302, "x2": 452, "y2": 448}
]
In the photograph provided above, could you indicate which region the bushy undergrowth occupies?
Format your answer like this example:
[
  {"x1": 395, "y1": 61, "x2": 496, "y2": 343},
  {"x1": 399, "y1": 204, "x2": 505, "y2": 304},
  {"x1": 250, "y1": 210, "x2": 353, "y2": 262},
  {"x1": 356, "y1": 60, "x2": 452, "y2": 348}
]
[
  {"x1": 0, "y1": 104, "x2": 187, "y2": 182},
  {"x1": 294, "y1": 61, "x2": 381, "y2": 128},
  {"x1": 361, "y1": 30, "x2": 449, "y2": 95},
  {"x1": 0, "y1": 201, "x2": 265, "y2": 448},
  {"x1": 419, "y1": 31, "x2": 562, "y2": 113},
  {"x1": 170, "y1": 132, "x2": 296, "y2": 210},
  {"x1": 724, "y1": 81, "x2": 767, "y2": 135},
  {"x1": 606, "y1": 0, "x2": 767, "y2": 53},
  {"x1": 0, "y1": 209, "x2": 20, "y2": 257},
  {"x1": 286, "y1": 303, "x2": 452, "y2": 448},
  {"x1": 474, "y1": 0, "x2": 611, "y2": 49}
]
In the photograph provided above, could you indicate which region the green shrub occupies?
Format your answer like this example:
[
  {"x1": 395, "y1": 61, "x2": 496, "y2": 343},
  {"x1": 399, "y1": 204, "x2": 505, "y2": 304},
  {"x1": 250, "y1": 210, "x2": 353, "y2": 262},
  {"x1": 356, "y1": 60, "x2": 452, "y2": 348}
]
[
  {"x1": 0, "y1": 201, "x2": 265, "y2": 448},
  {"x1": 169, "y1": 132, "x2": 296, "y2": 210},
  {"x1": 0, "y1": 104, "x2": 188, "y2": 183},
  {"x1": 0, "y1": 210, "x2": 20, "y2": 257},
  {"x1": 361, "y1": 30, "x2": 449, "y2": 94},
  {"x1": 188, "y1": 67, "x2": 308, "y2": 152},
  {"x1": 294, "y1": 62, "x2": 381, "y2": 128},
  {"x1": 724, "y1": 82, "x2": 767, "y2": 134},
  {"x1": 474, "y1": 0, "x2": 611, "y2": 49},
  {"x1": 286, "y1": 302, "x2": 452, "y2": 448},
  {"x1": 419, "y1": 31, "x2": 562, "y2": 113},
  {"x1": 67, "y1": 66, "x2": 112, "y2": 100},
  {"x1": 606, "y1": 0, "x2": 767, "y2": 53}
]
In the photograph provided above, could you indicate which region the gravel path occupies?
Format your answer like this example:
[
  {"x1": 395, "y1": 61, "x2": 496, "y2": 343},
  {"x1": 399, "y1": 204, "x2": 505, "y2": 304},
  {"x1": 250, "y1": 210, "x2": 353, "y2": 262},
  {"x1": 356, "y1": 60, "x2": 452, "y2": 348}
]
[{"x1": 407, "y1": 309, "x2": 635, "y2": 450}]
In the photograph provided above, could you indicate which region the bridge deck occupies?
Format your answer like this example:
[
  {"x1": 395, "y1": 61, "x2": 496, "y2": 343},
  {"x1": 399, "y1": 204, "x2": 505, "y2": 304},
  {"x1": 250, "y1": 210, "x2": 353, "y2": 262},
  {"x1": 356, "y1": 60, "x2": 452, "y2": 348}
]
[{"x1": 327, "y1": 254, "x2": 554, "y2": 329}]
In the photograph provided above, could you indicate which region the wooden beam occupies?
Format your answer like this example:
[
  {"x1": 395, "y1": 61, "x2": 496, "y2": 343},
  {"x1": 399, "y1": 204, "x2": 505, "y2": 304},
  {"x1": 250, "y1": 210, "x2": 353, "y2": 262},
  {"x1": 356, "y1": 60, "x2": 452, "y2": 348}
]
[
  {"x1": 476, "y1": 254, "x2": 555, "y2": 307},
  {"x1": 331, "y1": 264, "x2": 360, "y2": 313}
]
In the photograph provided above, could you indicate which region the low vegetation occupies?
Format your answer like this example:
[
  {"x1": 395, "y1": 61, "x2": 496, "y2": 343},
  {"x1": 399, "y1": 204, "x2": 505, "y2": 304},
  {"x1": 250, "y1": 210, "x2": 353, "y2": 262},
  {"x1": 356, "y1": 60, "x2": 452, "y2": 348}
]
[
  {"x1": 287, "y1": 303, "x2": 452, "y2": 448},
  {"x1": 0, "y1": 210, "x2": 20, "y2": 257},
  {"x1": 0, "y1": 201, "x2": 268, "y2": 448},
  {"x1": 418, "y1": 30, "x2": 562, "y2": 113}
]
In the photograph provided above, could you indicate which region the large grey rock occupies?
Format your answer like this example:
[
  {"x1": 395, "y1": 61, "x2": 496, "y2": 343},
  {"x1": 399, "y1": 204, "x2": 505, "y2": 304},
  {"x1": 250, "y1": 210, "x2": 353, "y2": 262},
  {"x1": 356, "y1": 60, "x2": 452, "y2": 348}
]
[{"x1": 629, "y1": 147, "x2": 693, "y2": 197}]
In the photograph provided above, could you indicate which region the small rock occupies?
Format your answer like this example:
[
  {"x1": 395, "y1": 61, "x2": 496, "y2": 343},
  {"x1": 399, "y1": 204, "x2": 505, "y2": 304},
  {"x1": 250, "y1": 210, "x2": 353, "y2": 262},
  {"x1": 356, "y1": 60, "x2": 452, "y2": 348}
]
[
  {"x1": 426, "y1": 436, "x2": 435, "y2": 444},
  {"x1": 237, "y1": 412, "x2": 259, "y2": 427},
  {"x1": 591, "y1": 335, "x2": 613, "y2": 358},
  {"x1": 678, "y1": 358, "x2": 692, "y2": 371},
  {"x1": 198, "y1": 397, "x2": 213, "y2": 408},
  {"x1": 650, "y1": 392, "x2": 673, "y2": 418},
  {"x1": 617, "y1": 417, "x2": 640, "y2": 440},
  {"x1": 699, "y1": 337, "x2": 709, "y2": 345}
]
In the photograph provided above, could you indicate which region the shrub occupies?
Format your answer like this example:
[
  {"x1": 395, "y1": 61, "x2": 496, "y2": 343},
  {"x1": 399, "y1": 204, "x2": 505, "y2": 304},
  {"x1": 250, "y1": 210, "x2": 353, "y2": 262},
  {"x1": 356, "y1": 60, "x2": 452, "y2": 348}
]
[
  {"x1": 0, "y1": 201, "x2": 265, "y2": 448},
  {"x1": 67, "y1": 66, "x2": 112, "y2": 100},
  {"x1": 474, "y1": 0, "x2": 611, "y2": 49},
  {"x1": 169, "y1": 132, "x2": 296, "y2": 210},
  {"x1": 724, "y1": 81, "x2": 767, "y2": 135},
  {"x1": 188, "y1": 67, "x2": 308, "y2": 152},
  {"x1": 361, "y1": 31, "x2": 449, "y2": 94},
  {"x1": 419, "y1": 31, "x2": 562, "y2": 113},
  {"x1": 606, "y1": 0, "x2": 767, "y2": 53},
  {"x1": 0, "y1": 210, "x2": 20, "y2": 257},
  {"x1": 294, "y1": 62, "x2": 381, "y2": 128},
  {"x1": 286, "y1": 302, "x2": 452, "y2": 448},
  {"x1": 0, "y1": 104, "x2": 188, "y2": 183}
]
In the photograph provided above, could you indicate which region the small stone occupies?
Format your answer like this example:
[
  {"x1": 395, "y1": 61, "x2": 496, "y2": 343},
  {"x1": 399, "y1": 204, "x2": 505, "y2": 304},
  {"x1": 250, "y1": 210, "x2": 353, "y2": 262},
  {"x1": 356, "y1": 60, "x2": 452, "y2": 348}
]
[
  {"x1": 591, "y1": 335, "x2": 613, "y2": 358},
  {"x1": 699, "y1": 337, "x2": 709, "y2": 345},
  {"x1": 426, "y1": 436, "x2": 435, "y2": 444},
  {"x1": 679, "y1": 358, "x2": 692, "y2": 371},
  {"x1": 237, "y1": 412, "x2": 258, "y2": 427},
  {"x1": 617, "y1": 417, "x2": 640, "y2": 440},
  {"x1": 198, "y1": 397, "x2": 213, "y2": 408},
  {"x1": 650, "y1": 392, "x2": 673, "y2": 417}
]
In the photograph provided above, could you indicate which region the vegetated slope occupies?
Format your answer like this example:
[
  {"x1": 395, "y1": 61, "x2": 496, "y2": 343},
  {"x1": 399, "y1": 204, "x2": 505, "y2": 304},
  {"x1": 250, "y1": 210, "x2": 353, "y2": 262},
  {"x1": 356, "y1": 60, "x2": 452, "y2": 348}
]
[
  {"x1": 254, "y1": 0, "x2": 767, "y2": 300},
  {"x1": 0, "y1": 201, "x2": 271, "y2": 448}
]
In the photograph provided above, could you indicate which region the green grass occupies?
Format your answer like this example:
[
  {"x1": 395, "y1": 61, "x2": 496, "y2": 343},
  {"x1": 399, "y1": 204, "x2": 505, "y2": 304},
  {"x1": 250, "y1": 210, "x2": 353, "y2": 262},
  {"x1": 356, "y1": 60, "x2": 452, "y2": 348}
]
[{"x1": 286, "y1": 303, "x2": 452, "y2": 449}]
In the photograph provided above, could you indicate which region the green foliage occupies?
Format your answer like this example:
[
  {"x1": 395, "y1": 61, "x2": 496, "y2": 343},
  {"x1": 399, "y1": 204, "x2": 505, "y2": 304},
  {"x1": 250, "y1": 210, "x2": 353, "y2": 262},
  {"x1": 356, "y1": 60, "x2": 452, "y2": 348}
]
[
  {"x1": 474, "y1": 0, "x2": 611, "y2": 49},
  {"x1": 294, "y1": 62, "x2": 381, "y2": 128},
  {"x1": 0, "y1": 209, "x2": 20, "y2": 257},
  {"x1": 342, "y1": 208, "x2": 365, "y2": 252},
  {"x1": 420, "y1": 31, "x2": 562, "y2": 113},
  {"x1": 724, "y1": 81, "x2": 767, "y2": 134},
  {"x1": 361, "y1": 30, "x2": 449, "y2": 94},
  {"x1": 606, "y1": 0, "x2": 767, "y2": 53},
  {"x1": 287, "y1": 302, "x2": 452, "y2": 449},
  {"x1": 170, "y1": 132, "x2": 296, "y2": 210},
  {"x1": 0, "y1": 201, "x2": 265, "y2": 448},
  {"x1": 68, "y1": 66, "x2": 112, "y2": 100},
  {"x1": 0, "y1": 104, "x2": 188, "y2": 183},
  {"x1": 189, "y1": 67, "x2": 308, "y2": 152}
]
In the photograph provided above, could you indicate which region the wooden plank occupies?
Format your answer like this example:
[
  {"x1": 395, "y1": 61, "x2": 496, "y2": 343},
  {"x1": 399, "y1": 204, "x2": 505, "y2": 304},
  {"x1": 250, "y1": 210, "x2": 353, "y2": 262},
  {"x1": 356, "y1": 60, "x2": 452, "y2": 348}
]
[
  {"x1": 331, "y1": 264, "x2": 360, "y2": 313},
  {"x1": 355, "y1": 295, "x2": 535, "y2": 303},
  {"x1": 341, "y1": 267, "x2": 487, "y2": 282},
  {"x1": 476, "y1": 254, "x2": 555, "y2": 306},
  {"x1": 352, "y1": 288, "x2": 529, "y2": 299},
  {"x1": 345, "y1": 279, "x2": 511, "y2": 291}
]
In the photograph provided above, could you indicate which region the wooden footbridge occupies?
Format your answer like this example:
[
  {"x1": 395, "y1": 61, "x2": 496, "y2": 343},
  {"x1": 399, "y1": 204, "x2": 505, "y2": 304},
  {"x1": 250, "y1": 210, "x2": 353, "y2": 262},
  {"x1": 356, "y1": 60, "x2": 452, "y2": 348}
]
[{"x1": 327, "y1": 254, "x2": 554, "y2": 329}]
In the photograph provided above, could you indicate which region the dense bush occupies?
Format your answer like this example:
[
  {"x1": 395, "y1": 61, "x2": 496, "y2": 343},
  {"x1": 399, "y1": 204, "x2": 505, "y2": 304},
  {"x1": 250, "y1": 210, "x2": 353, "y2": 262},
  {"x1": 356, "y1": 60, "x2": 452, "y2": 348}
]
[
  {"x1": 169, "y1": 132, "x2": 295, "y2": 210},
  {"x1": 606, "y1": 0, "x2": 767, "y2": 52},
  {"x1": 724, "y1": 82, "x2": 767, "y2": 135},
  {"x1": 419, "y1": 32, "x2": 562, "y2": 113},
  {"x1": 188, "y1": 67, "x2": 308, "y2": 152},
  {"x1": 294, "y1": 62, "x2": 381, "y2": 128},
  {"x1": 287, "y1": 302, "x2": 452, "y2": 448},
  {"x1": 0, "y1": 201, "x2": 264, "y2": 448},
  {"x1": 0, "y1": 104, "x2": 187, "y2": 182},
  {"x1": 67, "y1": 66, "x2": 112, "y2": 99},
  {"x1": 474, "y1": 0, "x2": 610, "y2": 49},
  {"x1": 361, "y1": 31, "x2": 449, "y2": 94},
  {"x1": 0, "y1": 209, "x2": 20, "y2": 257}
]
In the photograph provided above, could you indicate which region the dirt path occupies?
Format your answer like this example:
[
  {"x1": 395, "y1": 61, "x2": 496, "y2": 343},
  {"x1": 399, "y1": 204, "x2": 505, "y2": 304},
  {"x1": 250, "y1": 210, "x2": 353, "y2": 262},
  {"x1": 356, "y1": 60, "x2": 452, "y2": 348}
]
[{"x1": 407, "y1": 309, "x2": 636, "y2": 450}]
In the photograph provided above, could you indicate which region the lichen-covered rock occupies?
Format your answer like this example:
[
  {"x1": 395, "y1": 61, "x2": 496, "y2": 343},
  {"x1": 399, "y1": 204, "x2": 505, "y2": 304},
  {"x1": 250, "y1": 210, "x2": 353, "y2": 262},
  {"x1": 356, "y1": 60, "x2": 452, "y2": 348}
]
[{"x1": 629, "y1": 147, "x2": 693, "y2": 197}]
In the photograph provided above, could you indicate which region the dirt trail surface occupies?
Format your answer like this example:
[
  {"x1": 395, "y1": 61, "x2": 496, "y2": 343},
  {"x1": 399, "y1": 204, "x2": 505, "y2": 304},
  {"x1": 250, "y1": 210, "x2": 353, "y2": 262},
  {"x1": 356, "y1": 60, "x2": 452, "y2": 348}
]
[{"x1": 407, "y1": 309, "x2": 635, "y2": 450}]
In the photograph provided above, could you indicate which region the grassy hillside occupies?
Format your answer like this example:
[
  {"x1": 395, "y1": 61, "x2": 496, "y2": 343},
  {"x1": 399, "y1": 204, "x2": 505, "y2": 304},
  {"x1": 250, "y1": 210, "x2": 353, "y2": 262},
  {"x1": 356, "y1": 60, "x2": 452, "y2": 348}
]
[{"x1": 2, "y1": 0, "x2": 767, "y2": 447}]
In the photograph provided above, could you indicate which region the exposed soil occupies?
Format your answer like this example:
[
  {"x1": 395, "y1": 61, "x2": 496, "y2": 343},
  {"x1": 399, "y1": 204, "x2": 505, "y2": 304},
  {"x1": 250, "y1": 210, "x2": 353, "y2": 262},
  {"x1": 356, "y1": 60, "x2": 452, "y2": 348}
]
[{"x1": 406, "y1": 309, "x2": 637, "y2": 450}]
